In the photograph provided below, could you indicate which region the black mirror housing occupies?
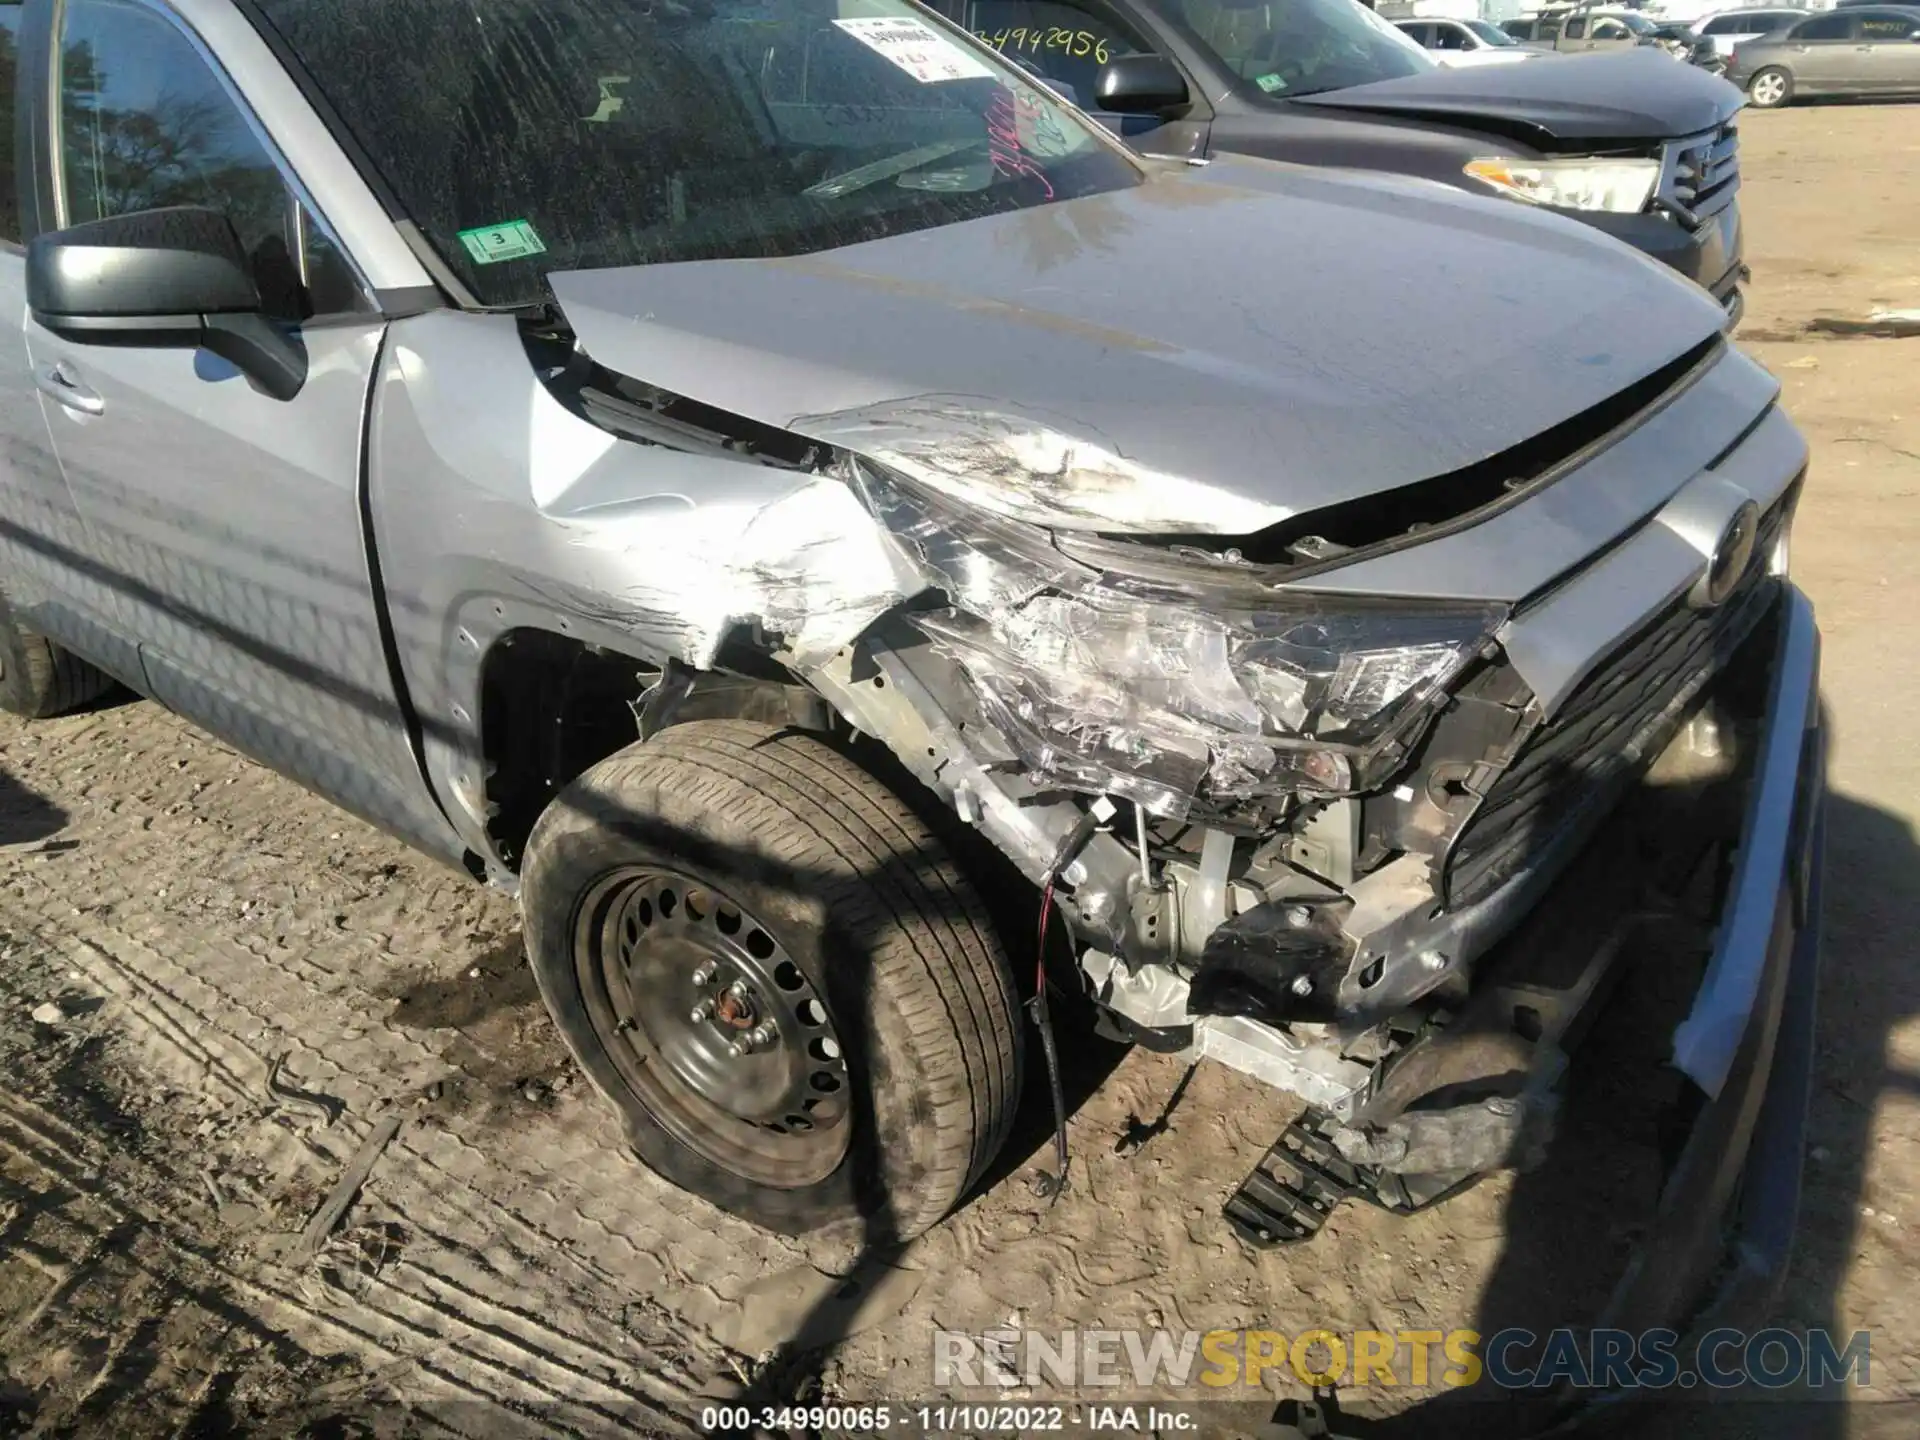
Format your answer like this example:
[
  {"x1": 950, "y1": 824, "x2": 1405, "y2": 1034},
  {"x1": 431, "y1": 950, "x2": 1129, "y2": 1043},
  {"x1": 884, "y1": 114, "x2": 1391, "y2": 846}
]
[
  {"x1": 1095, "y1": 53, "x2": 1191, "y2": 116},
  {"x1": 27, "y1": 206, "x2": 305, "y2": 401},
  {"x1": 28, "y1": 206, "x2": 261, "y2": 321}
]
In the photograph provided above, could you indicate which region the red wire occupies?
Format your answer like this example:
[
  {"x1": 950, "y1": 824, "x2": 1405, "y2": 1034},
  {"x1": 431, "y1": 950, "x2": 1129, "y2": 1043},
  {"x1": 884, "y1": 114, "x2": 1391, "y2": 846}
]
[{"x1": 1035, "y1": 876, "x2": 1055, "y2": 995}]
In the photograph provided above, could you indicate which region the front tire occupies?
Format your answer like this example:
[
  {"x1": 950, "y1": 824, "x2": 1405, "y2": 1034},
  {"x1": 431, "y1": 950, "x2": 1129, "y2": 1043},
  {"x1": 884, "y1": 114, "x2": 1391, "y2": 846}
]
[
  {"x1": 0, "y1": 603, "x2": 114, "y2": 718},
  {"x1": 1747, "y1": 67, "x2": 1793, "y2": 109},
  {"x1": 519, "y1": 720, "x2": 1022, "y2": 1241}
]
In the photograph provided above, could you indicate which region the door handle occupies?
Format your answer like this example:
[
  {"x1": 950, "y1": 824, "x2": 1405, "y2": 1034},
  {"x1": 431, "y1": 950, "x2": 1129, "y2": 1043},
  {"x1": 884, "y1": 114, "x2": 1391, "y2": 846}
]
[{"x1": 34, "y1": 363, "x2": 105, "y2": 417}]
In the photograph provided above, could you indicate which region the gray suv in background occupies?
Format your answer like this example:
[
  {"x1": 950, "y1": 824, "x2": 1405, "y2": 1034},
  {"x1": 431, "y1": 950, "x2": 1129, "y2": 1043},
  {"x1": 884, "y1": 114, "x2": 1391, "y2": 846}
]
[
  {"x1": 0, "y1": 0, "x2": 1822, "y2": 1373},
  {"x1": 940, "y1": 0, "x2": 1751, "y2": 315}
]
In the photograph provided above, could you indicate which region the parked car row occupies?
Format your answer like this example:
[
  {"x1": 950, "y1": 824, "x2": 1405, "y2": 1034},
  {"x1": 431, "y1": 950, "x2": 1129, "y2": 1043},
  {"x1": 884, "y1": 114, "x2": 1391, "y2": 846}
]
[{"x1": 1483, "y1": 2, "x2": 1920, "y2": 104}]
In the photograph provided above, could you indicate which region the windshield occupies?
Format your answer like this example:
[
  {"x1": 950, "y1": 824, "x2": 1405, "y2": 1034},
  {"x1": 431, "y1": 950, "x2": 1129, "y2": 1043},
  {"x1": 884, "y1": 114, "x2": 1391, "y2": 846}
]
[
  {"x1": 252, "y1": 0, "x2": 1142, "y2": 307},
  {"x1": 1171, "y1": 0, "x2": 1434, "y2": 99},
  {"x1": 1464, "y1": 18, "x2": 1518, "y2": 44},
  {"x1": 1614, "y1": 12, "x2": 1658, "y2": 32}
]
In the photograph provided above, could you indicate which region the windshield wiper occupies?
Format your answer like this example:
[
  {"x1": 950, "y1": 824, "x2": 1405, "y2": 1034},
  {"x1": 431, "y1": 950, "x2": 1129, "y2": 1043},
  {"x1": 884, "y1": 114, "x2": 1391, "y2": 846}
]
[{"x1": 804, "y1": 140, "x2": 982, "y2": 201}]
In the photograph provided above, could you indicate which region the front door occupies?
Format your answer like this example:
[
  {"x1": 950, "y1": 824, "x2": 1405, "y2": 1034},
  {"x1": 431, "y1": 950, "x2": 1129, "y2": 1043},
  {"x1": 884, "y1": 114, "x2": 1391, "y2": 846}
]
[
  {"x1": 1781, "y1": 12, "x2": 1864, "y2": 89},
  {"x1": 0, "y1": 0, "x2": 138, "y2": 682},
  {"x1": 25, "y1": 0, "x2": 457, "y2": 853}
]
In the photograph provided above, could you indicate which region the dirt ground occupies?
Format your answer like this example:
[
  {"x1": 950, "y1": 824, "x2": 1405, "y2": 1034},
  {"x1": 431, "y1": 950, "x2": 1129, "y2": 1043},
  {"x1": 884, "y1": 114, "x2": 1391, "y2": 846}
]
[{"x1": 2, "y1": 105, "x2": 1918, "y2": 1439}]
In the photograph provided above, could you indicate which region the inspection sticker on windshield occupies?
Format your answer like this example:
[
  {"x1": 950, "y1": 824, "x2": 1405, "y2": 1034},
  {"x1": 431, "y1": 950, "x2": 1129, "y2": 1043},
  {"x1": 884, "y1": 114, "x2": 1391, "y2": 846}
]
[
  {"x1": 1254, "y1": 73, "x2": 1287, "y2": 93},
  {"x1": 832, "y1": 16, "x2": 993, "y2": 83},
  {"x1": 457, "y1": 219, "x2": 546, "y2": 265}
]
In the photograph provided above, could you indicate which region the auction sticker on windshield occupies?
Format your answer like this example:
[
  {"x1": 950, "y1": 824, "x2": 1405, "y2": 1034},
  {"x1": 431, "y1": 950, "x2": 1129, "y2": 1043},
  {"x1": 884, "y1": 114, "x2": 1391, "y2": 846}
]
[
  {"x1": 833, "y1": 16, "x2": 995, "y2": 82},
  {"x1": 457, "y1": 220, "x2": 547, "y2": 264}
]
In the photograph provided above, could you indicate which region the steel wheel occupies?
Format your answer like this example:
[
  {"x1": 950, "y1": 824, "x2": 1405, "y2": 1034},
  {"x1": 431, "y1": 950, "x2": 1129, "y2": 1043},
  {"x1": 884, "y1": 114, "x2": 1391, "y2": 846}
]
[
  {"x1": 1747, "y1": 68, "x2": 1790, "y2": 108},
  {"x1": 571, "y1": 867, "x2": 852, "y2": 1188}
]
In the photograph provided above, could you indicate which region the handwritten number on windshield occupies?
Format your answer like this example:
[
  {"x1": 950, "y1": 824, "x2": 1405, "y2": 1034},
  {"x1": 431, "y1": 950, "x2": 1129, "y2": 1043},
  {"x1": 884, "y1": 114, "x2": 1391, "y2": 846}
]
[
  {"x1": 975, "y1": 27, "x2": 1112, "y2": 65},
  {"x1": 985, "y1": 87, "x2": 1056, "y2": 199}
]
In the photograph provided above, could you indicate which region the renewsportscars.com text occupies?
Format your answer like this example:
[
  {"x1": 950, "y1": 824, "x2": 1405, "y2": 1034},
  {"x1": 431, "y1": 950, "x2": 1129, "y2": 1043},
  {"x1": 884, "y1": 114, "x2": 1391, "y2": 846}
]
[{"x1": 934, "y1": 1325, "x2": 1872, "y2": 1392}]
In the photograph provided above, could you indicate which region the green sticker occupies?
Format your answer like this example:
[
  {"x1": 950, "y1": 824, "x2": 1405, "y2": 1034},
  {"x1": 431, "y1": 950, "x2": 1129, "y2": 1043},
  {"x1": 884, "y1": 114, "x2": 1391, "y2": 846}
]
[
  {"x1": 457, "y1": 219, "x2": 546, "y2": 264},
  {"x1": 1255, "y1": 72, "x2": 1286, "y2": 93}
]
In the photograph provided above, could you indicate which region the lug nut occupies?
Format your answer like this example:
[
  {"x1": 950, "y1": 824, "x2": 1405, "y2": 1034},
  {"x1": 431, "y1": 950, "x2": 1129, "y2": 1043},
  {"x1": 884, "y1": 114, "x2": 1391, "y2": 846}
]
[
  {"x1": 689, "y1": 1000, "x2": 714, "y2": 1024},
  {"x1": 692, "y1": 961, "x2": 718, "y2": 986},
  {"x1": 1290, "y1": 974, "x2": 1314, "y2": 998},
  {"x1": 1284, "y1": 905, "x2": 1313, "y2": 929},
  {"x1": 726, "y1": 979, "x2": 750, "y2": 1002},
  {"x1": 727, "y1": 1037, "x2": 753, "y2": 1058},
  {"x1": 749, "y1": 1022, "x2": 778, "y2": 1047}
]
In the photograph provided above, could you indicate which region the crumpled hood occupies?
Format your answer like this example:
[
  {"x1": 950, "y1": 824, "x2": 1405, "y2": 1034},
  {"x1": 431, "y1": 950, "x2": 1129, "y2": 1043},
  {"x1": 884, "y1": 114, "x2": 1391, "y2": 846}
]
[
  {"x1": 1293, "y1": 50, "x2": 1745, "y2": 145},
  {"x1": 548, "y1": 155, "x2": 1727, "y2": 535}
]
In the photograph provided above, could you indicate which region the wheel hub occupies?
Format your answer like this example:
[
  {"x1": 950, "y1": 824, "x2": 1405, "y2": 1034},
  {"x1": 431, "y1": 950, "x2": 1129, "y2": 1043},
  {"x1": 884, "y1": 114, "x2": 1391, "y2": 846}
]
[{"x1": 572, "y1": 868, "x2": 852, "y2": 1185}]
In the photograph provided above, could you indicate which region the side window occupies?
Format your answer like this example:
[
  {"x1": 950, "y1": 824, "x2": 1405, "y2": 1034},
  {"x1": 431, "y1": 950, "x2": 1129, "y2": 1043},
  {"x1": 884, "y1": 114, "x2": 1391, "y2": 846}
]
[
  {"x1": 1434, "y1": 23, "x2": 1468, "y2": 49},
  {"x1": 1703, "y1": 16, "x2": 1743, "y2": 36},
  {"x1": 1793, "y1": 14, "x2": 1854, "y2": 39},
  {"x1": 56, "y1": 0, "x2": 366, "y2": 318},
  {"x1": 1861, "y1": 14, "x2": 1920, "y2": 38},
  {"x1": 1539, "y1": 18, "x2": 1562, "y2": 40},
  {"x1": 965, "y1": 1, "x2": 1147, "y2": 105},
  {"x1": 1592, "y1": 19, "x2": 1629, "y2": 40},
  {"x1": 0, "y1": 0, "x2": 21, "y2": 244},
  {"x1": 1563, "y1": 17, "x2": 1587, "y2": 39}
]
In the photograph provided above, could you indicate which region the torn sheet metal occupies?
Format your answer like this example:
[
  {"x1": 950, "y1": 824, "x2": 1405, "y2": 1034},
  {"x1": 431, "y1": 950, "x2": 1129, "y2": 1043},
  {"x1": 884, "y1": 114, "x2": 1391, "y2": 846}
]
[
  {"x1": 726, "y1": 477, "x2": 924, "y2": 666},
  {"x1": 558, "y1": 474, "x2": 917, "y2": 669},
  {"x1": 532, "y1": 356, "x2": 920, "y2": 670}
]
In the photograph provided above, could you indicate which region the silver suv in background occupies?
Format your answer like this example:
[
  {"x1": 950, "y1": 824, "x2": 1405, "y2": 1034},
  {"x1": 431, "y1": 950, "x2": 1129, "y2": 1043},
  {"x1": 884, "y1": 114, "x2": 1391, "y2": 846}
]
[{"x1": 0, "y1": 0, "x2": 1823, "y2": 1385}]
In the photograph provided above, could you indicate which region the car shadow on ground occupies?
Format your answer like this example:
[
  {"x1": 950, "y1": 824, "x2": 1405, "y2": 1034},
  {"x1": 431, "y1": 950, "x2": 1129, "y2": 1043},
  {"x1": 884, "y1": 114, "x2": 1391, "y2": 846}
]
[{"x1": 0, "y1": 765, "x2": 67, "y2": 849}]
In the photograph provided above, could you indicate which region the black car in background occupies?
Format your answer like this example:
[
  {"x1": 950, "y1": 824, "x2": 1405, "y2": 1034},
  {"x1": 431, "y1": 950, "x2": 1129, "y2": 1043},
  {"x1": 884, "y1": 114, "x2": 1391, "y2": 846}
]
[{"x1": 930, "y1": 0, "x2": 1750, "y2": 315}]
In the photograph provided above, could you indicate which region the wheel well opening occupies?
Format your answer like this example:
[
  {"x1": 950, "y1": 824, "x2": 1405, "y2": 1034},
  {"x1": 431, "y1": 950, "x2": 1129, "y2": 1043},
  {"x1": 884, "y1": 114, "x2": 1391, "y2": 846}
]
[
  {"x1": 478, "y1": 628, "x2": 841, "y2": 868},
  {"x1": 480, "y1": 630, "x2": 652, "y2": 869}
]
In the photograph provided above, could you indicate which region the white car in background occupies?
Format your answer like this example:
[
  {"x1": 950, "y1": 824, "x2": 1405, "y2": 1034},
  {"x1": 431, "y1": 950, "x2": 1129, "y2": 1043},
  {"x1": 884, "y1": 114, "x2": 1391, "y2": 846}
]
[
  {"x1": 1395, "y1": 16, "x2": 1547, "y2": 63},
  {"x1": 1689, "y1": 6, "x2": 1810, "y2": 57}
]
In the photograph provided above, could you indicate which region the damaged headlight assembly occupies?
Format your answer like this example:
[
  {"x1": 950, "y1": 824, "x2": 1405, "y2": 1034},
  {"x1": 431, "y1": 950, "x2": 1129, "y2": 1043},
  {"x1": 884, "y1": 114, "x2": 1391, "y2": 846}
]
[{"x1": 854, "y1": 461, "x2": 1506, "y2": 818}]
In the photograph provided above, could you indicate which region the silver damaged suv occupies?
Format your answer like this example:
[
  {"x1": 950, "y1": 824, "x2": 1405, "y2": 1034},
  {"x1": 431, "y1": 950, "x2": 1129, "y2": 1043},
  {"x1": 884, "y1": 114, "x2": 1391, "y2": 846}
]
[{"x1": 0, "y1": 0, "x2": 1821, "y2": 1324}]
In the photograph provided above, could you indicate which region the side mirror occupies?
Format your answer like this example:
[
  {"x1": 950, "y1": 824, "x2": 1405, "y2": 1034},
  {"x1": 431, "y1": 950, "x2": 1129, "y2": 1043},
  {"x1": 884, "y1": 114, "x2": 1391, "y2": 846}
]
[
  {"x1": 1094, "y1": 53, "x2": 1190, "y2": 116},
  {"x1": 27, "y1": 206, "x2": 306, "y2": 401}
]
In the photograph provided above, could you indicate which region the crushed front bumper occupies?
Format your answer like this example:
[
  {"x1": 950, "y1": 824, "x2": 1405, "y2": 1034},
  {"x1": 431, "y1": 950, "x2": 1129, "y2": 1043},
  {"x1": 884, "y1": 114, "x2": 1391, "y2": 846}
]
[{"x1": 1547, "y1": 583, "x2": 1824, "y2": 1433}]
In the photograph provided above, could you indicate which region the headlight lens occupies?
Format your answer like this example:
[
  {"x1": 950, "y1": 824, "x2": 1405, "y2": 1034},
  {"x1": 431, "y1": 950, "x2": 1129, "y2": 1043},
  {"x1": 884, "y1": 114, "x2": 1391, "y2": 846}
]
[
  {"x1": 1464, "y1": 156, "x2": 1661, "y2": 214},
  {"x1": 861, "y1": 463, "x2": 1505, "y2": 817}
]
